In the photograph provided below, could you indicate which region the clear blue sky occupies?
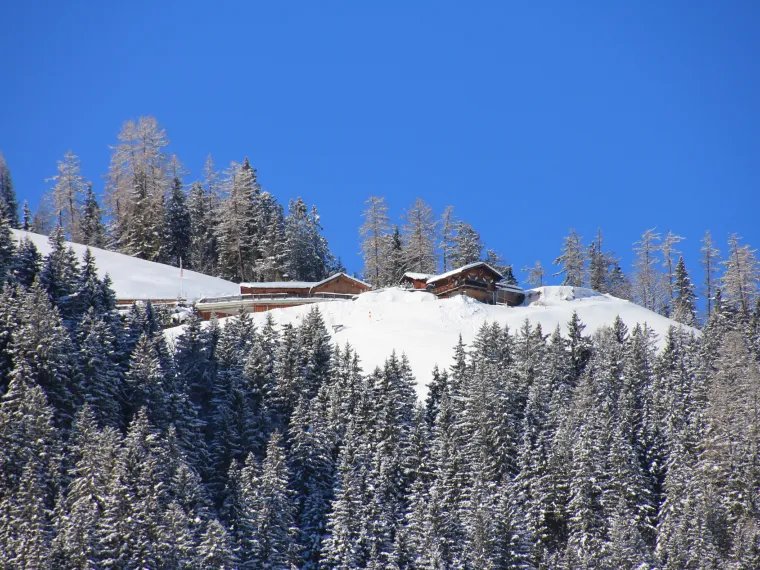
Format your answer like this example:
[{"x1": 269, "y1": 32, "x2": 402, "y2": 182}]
[{"x1": 2, "y1": 1, "x2": 759, "y2": 288}]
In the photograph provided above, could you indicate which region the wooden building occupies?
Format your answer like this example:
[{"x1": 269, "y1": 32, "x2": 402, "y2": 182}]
[
  {"x1": 196, "y1": 273, "x2": 371, "y2": 319},
  {"x1": 400, "y1": 262, "x2": 525, "y2": 306}
]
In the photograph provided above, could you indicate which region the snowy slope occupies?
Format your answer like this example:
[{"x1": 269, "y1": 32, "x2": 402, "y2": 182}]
[
  {"x1": 168, "y1": 286, "x2": 697, "y2": 397},
  {"x1": 11, "y1": 229, "x2": 240, "y2": 301}
]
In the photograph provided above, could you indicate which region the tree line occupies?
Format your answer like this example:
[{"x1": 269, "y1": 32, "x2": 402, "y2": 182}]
[
  {"x1": 546, "y1": 227, "x2": 758, "y2": 328},
  {"x1": 0, "y1": 117, "x2": 342, "y2": 284},
  {"x1": 1, "y1": 218, "x2": 760, "y2": 568}
]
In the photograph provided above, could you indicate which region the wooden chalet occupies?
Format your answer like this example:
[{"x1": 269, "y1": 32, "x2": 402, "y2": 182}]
[
  {"x1": 401, "y1": 262, "x2": 525, "y2": 306},
  {"x1": 196, "y1": 273, "x2": 371, "y2": 319}
]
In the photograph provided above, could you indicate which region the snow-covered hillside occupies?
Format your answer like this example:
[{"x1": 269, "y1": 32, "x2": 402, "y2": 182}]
[
  {"x1": 169, "y1": 286, "x2": 697, "y2": 397},
  {"x1": 11, "y1": 229, "x2": 240, "y2": 301}
]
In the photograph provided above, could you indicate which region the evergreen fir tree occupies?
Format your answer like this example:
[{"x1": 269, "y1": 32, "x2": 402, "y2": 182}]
[
  {"x1": 198, "y1": 519, "x2": 238, "y2": 569},
  {"x1": 0, "y1": 366, "x2": 61, "y2": 569},
  {"x1": 671, "y1": 256, "x2": 698, "y2": 326},
  {"x1": 79, "y1": 182, "x2": 106, "y2": 247},
  {"x1": 78, "y1": 309, "x2": 123, "y2": 428},
  {"x1": 54, "y1": 407, "x2": 122, "y2": 569},
  {"x1": 0, "y1": 152, "x2": 19, "y2": 228},
  {"x1": 22, "y1": 200, "x2": 32, "y2": 231},
  {"x1": 383, "y1": 225, "x2": 407, "y2": 286},
  {"x1": 11, "y1": 236, "x2": 41, "y2": 287},
  {"x1": 160, "y1": 161, "x2": 192, "y2": 268},
  {"x1": 12, "y1": 280, "x2": 82, "y2": 428},
  {"x1": 250, "y1": 431, "x2": 298, "y2": 568},
  {"x1": 450, "y1": 221, "x2": 482, "y2": 269},
  {"x1": 39, "y1": 225, "x2": 80, "y2": 309},
  {"x1": 0, "y1": 211, "x2": 16, "y2": 283}
]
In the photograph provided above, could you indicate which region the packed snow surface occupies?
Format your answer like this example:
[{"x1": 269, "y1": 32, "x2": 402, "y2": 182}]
[
  {"x1": 11, "y1": 229, "x2": 240, "y2": 301},
  {"x1": 169, "y1": 286, "x2": 697, "y2": 397}
]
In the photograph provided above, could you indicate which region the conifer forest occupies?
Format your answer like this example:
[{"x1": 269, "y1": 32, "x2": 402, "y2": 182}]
[{"x1": 1, "y1": 121, "x2": 760, "y2": 569}]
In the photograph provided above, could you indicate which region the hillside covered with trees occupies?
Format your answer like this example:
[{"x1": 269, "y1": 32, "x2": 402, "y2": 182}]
[{"x1": 1, "y1": 207, "x2": 760, "y2": 568}]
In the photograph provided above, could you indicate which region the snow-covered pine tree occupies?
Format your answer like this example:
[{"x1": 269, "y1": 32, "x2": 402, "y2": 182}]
[
  {"x1": 0, "y1": 363, "x2": 61, "y2": 569},
  {"x1": 288, "y1": 395, "x2": 335, "y2": 569},
  {"x1": 401, "y1": 197, "x2": 437, "y2": 274},
  {"x1": 124, "y1": 333, "x2": 169, "y2": 429},
  {"x1": 47, "y1": 150, "x2": 88, "y2": 242},
  {"x1": 284, "y1": 198, "x2": 332, "y2": 282},
  {"x1": 360, "y1": 196, "x2": 391, "y2": 286},
  {"x1": 187, "y1": 155, "x2": 222, "y2": 275},
  {"x1": 198, "y1": 519, "x2": 238, "y2": 569},
  {"x1": 54, "y1": 406, "x2": 122, "y2": 569},
  {"x1": 78, "y1": 182, "x2": 106, "y2": 248},
  {"x1": 22, "y1": 201, "x2": 32, "y2": 231},
  {"x1": 12, "y1": 280, "x2": 82, "y2": 429},
  {"x1": 160, "y1": 156, "x2": 192, "y2": 268},
  {"x1": 502, "y1": 264, "x2": 519, "y2": 286},
  {"x1": 382, "y1": 226, "x2": 406, "y2": 286},
  {"x1": 216, "y1": 159, "x2": 259, "y2": 281},
  {"x1": 253, "y1": 193, "x2": 288, "y2": 281},
  {"x1": 483, "y1": 248, "x2": 508, "y2": 275},
  {"x1": 0, "y1": 152, "x2": 19, "y2": 228},
  {"x1": 11, "y1": 238, "x2": 40, "y2": 289},
  {"x1": 450, "y1": 221, "x2": 482, "y2": 269},
  {"x1": 39, "y1": 225, "x2": 80, "y2": 316},
  {"x1": 553, "y1": 229, "x2": 586, "y2": 287},
  {"x1": 77, "y1": 309, "x2": 123, "y2": 428},
  {"x1": 671, "y1": 256, "x2": 698, "y2": 326},
  {"x1": 0, "y1": 212, "x2": 16, "y2": 283},
  {"x1": 249, "y1": 431, "x2": 299, "y2": 568}
]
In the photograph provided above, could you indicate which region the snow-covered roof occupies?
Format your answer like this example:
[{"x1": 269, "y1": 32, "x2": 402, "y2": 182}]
[
  {"x1": 240, "y1": 281, "x2": 315, "y2": 289},
  {"x1": 496, "y1": 282, "x2": 524, "y2": 293},
  {"x1": 240, "y1": 273, "x2": 372, "y2": 291},
  {"x1": 402, "y1": 272, "x2": 433, "y2": 281},
  {"x1": 311, "y1": 272, "x2": 372, "y2": 290},
  {"x1": 426, "y1": 261, "x2": 504, "y2": 286}
]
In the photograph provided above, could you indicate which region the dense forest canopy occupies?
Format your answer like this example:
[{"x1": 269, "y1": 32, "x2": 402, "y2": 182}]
[{"x1": 0, "y1": 211, "x2": 760, "y2": 568}]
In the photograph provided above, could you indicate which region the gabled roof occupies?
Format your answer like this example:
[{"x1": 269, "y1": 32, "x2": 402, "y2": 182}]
[
  {"x1": 310, "y1": 272, "x2": 372, "y2": 291},
  {"x1": 426, "y1": 262, "x2": 504, "y2": 286}
]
